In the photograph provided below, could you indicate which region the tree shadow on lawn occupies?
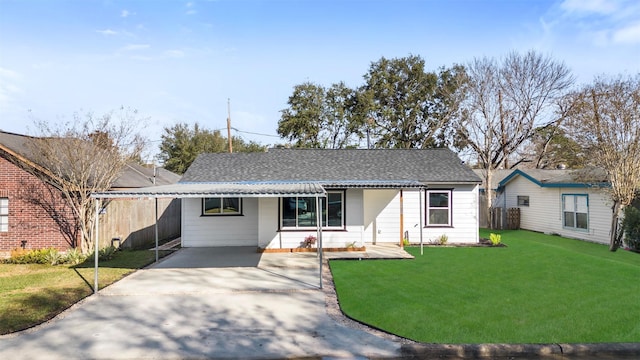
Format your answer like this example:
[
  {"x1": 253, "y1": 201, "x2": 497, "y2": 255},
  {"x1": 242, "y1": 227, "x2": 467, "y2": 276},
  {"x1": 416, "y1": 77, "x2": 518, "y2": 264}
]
[{"x1": 0, "y1": 287, "x2": 91, "y2": 334}]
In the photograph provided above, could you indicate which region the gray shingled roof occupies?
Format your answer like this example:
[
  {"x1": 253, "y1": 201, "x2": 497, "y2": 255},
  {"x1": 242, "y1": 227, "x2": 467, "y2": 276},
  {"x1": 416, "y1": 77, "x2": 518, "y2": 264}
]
[
  {"x1": 1, "y1": 130, "x2": 180, "y2": 189},
  {"x1": 111, "y1": 163, "x2": 181, "y2": 188},
  {"x1": 180, "y1": 148, "x2": 480, "y2": 185},
  {"x1": 0, "y1": 130, "x2": 37, "y2": 160}
]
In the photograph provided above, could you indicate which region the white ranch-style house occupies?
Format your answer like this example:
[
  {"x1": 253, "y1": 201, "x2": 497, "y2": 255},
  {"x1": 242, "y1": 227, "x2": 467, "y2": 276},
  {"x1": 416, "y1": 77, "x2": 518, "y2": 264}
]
[{"x1": 95, "y1": 148, "x2": 482, "y2": 250}]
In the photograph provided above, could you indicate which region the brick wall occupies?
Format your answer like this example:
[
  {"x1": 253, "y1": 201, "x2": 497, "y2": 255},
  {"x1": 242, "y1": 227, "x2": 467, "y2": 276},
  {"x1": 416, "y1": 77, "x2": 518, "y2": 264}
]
[{"x1": 0, "y1": 156, "x2": 77, "y2": 257}]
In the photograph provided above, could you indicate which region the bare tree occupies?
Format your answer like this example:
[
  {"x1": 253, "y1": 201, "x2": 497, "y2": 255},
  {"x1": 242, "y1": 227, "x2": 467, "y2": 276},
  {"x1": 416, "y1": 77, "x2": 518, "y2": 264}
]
[
  {"x1": 456, "y1": 50, "x2": 574, "y2": 227},
  {"x1": 26, "y1": 107, "x2": 147, "y2": 254},
  {"x1": 565, "y1": 74, "x2": 640, "y2": 251}
]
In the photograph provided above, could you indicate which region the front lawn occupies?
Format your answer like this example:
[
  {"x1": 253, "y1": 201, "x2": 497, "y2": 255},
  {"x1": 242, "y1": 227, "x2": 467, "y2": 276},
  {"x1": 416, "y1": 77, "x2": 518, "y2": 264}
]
[
  {"x1": 330, "y1": 229, "x2": 640, "y2": 344},
  {"x1": 0, "y1": 250, "x2": 170, "y2": 334}
]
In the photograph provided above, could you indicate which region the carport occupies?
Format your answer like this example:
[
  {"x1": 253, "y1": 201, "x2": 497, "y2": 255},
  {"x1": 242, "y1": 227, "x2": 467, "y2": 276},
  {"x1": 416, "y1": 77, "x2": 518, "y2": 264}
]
[{"x1": 91, "y1": 182, "x2": 327, "y2": 294}]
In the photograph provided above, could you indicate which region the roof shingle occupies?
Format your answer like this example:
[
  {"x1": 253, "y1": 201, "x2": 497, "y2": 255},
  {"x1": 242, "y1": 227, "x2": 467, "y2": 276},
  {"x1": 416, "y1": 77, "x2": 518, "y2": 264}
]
[{"x1": 180, "y1": 148, "x2": 480, "y2": 185}]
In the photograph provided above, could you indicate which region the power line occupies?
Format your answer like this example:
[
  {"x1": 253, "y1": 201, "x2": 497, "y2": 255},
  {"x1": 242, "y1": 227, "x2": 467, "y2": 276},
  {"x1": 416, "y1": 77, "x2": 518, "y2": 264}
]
[{"x1": 231, "y1": 127, "x2": 280, "y2": 138}]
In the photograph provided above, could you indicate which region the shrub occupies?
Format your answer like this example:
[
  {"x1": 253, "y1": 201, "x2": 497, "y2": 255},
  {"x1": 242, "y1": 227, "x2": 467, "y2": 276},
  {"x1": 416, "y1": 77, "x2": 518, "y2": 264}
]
[
  {"x1": 6, "y1": 248, "x2": 58, "y2": 264},
  {"x1": 64, "y1": 248, "x2": 85, "y2": 265},
  {"x1": 437, "y1": 234, "x2": 448, "y2": 245},
  {"x1": 97, "y1": 246, "x2": 118, "y2": 261},
  {"x1": 622, "y1": 206, "x2": 640, "y2": 251},
  {"x1": 301, "y1": 235, "x2": 317, "y2": 248},
  {"x1": 489, "y1": 233, "x2": 502, "y2": 246},
  {"x1": 44, "y1": 249, "x2": 64, "y2": 265}
]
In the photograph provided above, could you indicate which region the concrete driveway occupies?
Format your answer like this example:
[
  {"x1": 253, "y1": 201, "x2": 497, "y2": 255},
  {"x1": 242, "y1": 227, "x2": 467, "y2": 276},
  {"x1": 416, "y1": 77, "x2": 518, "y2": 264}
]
[{"x1": 0, "y1": 247, "x2": 405, "y2": 359}]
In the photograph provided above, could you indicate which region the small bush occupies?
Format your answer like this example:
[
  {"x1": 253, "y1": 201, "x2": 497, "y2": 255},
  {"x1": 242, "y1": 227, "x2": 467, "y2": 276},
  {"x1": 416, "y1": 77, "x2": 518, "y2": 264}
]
[
  {"x1": 6, "y1": 248, "x2": 59, "y2": 264},
  {"x1": 64, "y1": 248, "x2": 86, "y2": 265},
  {"x1": 301, "y1": 235, "x2": 317, "y2": 248},
  {"x1": 44, "y1": 249, "x2": 64, "y2": 265},
  {"x1": 98, "y1": 246, "x2": 118, "y2": 261},
  {"x1": 622, "y1": 206, "x2": 640, "y2": 251},
  {"x1": 437, "y1": 234, "x2": 448, "y2": 245},
  {"x1": 489, "y1": 233, "x2": 502, "y2": 246}
]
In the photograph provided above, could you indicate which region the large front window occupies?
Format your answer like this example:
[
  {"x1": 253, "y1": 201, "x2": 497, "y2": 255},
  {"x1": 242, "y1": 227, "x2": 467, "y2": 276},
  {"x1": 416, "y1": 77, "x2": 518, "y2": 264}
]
[
  {"x1": 426, "y1": 190, "x2": 452, "y2": 226},
  {"x1": 563, "y1": 194, "x2": 588, "y2": 230},
  {"x1": 0, "y1": 197, "x2": 7, "y2": 232},
  {"x1": 280, "y1": 191, "x2": 344, "y2": 229},
  {"x1": 202, "y1": 197, "x2": 242, "y2": 215}
]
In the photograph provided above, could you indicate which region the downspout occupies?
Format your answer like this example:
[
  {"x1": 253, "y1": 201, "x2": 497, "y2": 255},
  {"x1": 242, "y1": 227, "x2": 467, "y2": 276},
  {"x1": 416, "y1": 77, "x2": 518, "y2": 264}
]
[{"x1": 399, "y1": 189, "x2": 404, "y2": 248}]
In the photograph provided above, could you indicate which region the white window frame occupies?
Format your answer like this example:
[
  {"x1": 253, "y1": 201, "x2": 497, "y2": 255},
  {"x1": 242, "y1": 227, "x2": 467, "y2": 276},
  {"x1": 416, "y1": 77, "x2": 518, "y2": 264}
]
[
  {"x1": 0, "y1": 197, "x2": 7, "y2": 232},
  {"x1": 517, "y1": 195, "x2": 530, "y2": 207},
  {"x1": 280, "y1": 191, "x2": 344, "y2": 230},
  {"x1": 202, "y1": 197, "x2": 243, "y2": 216},
  {"x1": 562, "y1": 194, "x2": 589, "y2": 231},
  {"x1": 426, "y1": 190, "x2": 452, "y2": 227}
]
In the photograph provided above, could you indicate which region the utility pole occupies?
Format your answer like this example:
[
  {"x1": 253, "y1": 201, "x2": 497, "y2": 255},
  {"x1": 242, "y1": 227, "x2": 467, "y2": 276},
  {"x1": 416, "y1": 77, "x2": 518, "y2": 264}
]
[{"x1": 227, "y1": 98, "x2": 233, "y2": 153}]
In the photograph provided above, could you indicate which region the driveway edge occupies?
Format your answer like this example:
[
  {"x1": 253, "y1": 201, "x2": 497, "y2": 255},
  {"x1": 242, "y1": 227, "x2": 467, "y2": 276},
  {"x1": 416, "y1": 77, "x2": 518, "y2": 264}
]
[{"x1": 400, "y1": 342, "x2": 640, "y2": 358}]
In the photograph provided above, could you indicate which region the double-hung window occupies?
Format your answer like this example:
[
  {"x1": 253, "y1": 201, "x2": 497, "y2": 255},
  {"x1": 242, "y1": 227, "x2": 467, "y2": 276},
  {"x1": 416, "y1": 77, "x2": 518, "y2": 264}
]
[
  {"x1": 202, "y1": 197, "x2": 242, "y2": 216},
  {"x1": 426, "y1": 190, "x2": 452, "y2": 226},
  {"x1": 563, "y1": 194, "x2": 588, "y2": 230},
  {"x1": 280, "y1": 191, "x2": 344, "y2": 229},
  {"x1": 0, "y1": 197, "x2": 7, "y2": 232}
]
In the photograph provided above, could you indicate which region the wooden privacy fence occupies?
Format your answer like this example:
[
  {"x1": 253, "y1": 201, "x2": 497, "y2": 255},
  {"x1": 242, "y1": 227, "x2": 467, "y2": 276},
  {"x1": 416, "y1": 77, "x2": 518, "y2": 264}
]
[
  {"x1": 489, "y1": 207, "x2": 520, "y2": 230},
  {"x1": 98, "y1": 198, "x2": 181, "y2": 249}
]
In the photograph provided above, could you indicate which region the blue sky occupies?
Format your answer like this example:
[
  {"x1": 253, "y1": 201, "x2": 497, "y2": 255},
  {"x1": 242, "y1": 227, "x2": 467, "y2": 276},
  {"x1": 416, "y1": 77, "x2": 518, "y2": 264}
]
[{"x1": 1, "y1": 0, "x2": 639, "y2": 160}]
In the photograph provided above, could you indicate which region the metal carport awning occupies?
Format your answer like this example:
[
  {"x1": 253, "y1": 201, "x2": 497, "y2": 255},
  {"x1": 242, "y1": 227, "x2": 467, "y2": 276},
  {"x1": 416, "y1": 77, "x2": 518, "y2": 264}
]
[{"x1": 91, "y1": 182, "x2": 327, "y2": 294}]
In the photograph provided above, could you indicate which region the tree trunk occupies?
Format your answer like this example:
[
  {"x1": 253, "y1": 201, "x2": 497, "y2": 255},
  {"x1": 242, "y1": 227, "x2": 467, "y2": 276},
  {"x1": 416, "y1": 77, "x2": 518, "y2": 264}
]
[
  {"x1": 609, "y1": 201, "x2": 622, "y2": 252},
  {"x1": 486, "y1": 169, "x2": 494, "y2": 229}
]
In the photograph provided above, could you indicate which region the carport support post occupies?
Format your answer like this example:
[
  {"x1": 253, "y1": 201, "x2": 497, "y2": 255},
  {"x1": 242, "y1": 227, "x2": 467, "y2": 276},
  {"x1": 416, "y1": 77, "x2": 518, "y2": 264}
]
[
  {"x1": 419, "y1": 187, "x2": 424, "y2": 255},
  {"x1": 94, "y1": 198, "x2": 100, "y2": 295},
  {"x1": 316, "y1": 196, "x2": 323, "y2": 289},
  {"x1": 155, "y1": 198, "x2": 159, "y2": 263}
]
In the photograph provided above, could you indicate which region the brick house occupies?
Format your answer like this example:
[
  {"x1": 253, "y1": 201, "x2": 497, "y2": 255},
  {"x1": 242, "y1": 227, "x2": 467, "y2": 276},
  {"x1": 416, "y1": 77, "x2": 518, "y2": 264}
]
[{"x1": 0, "y1": 130, "x2": 181, "y2": 257}]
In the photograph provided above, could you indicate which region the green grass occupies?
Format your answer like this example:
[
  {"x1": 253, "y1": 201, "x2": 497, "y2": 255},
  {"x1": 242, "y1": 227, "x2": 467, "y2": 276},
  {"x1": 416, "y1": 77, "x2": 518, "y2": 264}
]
[
  {"x1": 330, "y1": 229, "x2": 640, "y2": 344},
  {"x1": 0, "y1": 249, "x2": 170, "y2": 334}
]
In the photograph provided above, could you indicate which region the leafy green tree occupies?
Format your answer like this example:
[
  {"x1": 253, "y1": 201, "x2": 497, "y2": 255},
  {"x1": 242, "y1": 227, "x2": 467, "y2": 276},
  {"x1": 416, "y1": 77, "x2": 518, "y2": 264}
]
[
  {"x1": 524, "y1": 124, "x2": 586, "y2": 169},
  {"x1": 277, "y1": 82, "x2": 364, "y2": 148},
  {"x1": 159, "y1": 122, "x2": 266, "y2": 174},
  {"x1": 363, "y1": 55, "x2": 467, "y2": 149}
]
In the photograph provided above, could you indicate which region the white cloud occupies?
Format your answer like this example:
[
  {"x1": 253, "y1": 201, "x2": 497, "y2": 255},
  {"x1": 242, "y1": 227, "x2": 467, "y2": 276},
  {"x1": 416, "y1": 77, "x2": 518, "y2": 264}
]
[
  {"x1": 186, "y1": 2, "x2": 197, "y2": 15},
  {"x1": 120, "y1": 44, "x2": 151, "y2": 52},
  {"x1": 613, "y1": 22, "x2": 640, "y2": 44},
  {"x1": 97, "y1": 29, "x2": 118, "y2": 36},
  {"x1": 121, "y1": 10, "x2": 130, "y2": 18},
  {"x1": 560, "y1": 0, "x2": 618, "y2": 15},
  {"x1": 164, "y1": 50, "x2": 185, "y2": 58}
]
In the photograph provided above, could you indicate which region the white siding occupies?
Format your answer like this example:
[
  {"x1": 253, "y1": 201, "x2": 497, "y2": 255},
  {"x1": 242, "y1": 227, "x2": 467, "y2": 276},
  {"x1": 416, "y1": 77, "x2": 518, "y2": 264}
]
[
  {"x1": 181, "y1": 197, "x2": 259, "y2": 247},
  {"x1": 503, "y1": 175, "x2": 613, "y2": 244},
  {"x1": 182, "y1": 184, "x2": 480, "y2": 248}
]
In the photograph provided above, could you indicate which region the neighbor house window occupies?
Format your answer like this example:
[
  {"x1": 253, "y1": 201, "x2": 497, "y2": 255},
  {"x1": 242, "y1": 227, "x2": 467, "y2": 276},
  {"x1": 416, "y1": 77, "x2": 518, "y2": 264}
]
[
  {"x1": 426, "y1": 190, "x2": 452, "y2": 226},
  {"x1": 563, "y1": 194, "x2": 588, "y2": 230},
  {"x1": 517, "y1": 195, "x2": 530, "y2": 207},
  {"x1": 0, "y1": 198, "x2": 7, "y2": 232},
  {"x1": 280, "y1": 191, "x2": 344, "y2": 229},
  {"x1": 202, "y1": 197, "x2": 242, "y2": 215}
]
